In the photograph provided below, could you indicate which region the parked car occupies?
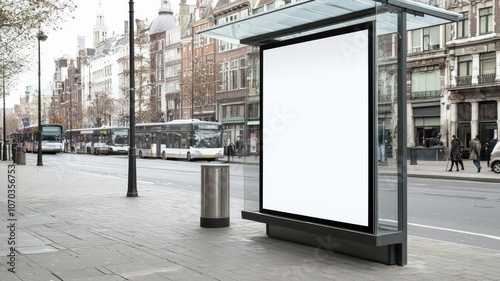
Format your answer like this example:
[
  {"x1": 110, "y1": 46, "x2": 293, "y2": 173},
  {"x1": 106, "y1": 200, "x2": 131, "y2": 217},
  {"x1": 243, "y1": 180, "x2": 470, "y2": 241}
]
[{"x1": 490, "y1": 141, "x2": 500, "y2": 173}]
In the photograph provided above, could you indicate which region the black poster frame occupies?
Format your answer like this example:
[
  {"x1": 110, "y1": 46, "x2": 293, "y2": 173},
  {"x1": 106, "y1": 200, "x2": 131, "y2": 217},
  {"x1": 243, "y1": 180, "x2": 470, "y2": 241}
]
[{"x1": 259, "y1": 21, "x2": 376, "y2": 234}]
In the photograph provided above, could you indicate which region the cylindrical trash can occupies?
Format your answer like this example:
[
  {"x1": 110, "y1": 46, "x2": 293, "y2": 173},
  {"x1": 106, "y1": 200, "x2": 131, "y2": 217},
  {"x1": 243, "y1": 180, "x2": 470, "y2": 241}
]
[
  {"x1": 200, "y1": 164, "x2": 230, "y2": 228},
  {"x1": 11, "y1": 143, "x2": 17, "y2": 163},
  {"x1": 410, "y1": 148, "x2": 417, "y2": 165},
  {"x1": 16, "y1": 146, "x2": 26, "y2": 165}
]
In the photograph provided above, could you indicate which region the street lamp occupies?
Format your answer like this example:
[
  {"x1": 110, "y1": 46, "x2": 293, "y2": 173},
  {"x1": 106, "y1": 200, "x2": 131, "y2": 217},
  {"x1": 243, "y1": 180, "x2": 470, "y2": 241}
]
[
  {"x1": 2, "y1": 56, "x2": 7, "y2": 161},
  {"x1": 37, "y1": 31, "x2": 47, "y2": 166},
  {"x1": 127, "y1": 0, "x2": 137, "y2": 197}
]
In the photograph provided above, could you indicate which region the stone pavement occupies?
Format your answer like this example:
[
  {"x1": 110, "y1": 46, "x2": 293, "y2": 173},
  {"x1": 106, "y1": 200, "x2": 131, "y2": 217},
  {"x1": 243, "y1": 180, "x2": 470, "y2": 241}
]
[{"x1": 0, "y1": 158, "x2": 499, "y2": 280}]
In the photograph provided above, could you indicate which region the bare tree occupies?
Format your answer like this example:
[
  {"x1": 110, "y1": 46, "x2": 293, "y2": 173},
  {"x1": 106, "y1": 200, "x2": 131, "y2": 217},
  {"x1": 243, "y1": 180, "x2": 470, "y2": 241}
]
[
  {"x1": 6, "y1": 112, "x2": 20, "y2": 136},
  {"x1": 1, "y1": 0, "x2": 76, "y2": 91},
  {"x1": 121, "y1": 19, "x2": 153, "y2": 124},
  {"x1": 83, "y1": 92, "x2": 116, "y2": 127},
  {"x1": 182, "y1": 49, "x2": 217, "y2": 120}
]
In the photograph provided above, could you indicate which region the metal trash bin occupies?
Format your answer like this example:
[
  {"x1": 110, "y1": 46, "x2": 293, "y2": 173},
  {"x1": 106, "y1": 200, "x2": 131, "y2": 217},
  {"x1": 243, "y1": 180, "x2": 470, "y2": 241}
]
[
  {"x1": 16, "y1": 145, "x2": 26, "y2": 165},
  {"x1": 410, "y1": 148, "x2": 417, "y2": 165},
  {"x1": 200, "y1": 164, "x2": 230, "y2": 228}
]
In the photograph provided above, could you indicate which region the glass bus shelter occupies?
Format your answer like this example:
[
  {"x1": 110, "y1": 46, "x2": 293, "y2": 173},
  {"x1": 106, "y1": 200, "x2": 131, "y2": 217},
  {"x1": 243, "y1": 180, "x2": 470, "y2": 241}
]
[{"x1": 200, "y1": 0, "x2": 459, "y2": 265}]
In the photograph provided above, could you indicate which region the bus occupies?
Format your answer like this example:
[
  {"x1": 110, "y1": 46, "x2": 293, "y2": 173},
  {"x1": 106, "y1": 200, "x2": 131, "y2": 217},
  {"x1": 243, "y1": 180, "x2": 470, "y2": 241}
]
[
  {"x1": 136, "y1": 119, "x2": 223, "y2": 161},
  {"x1": 65, "y1": 126, "x2": 129, "y2": 155},
  {"x1": 18, "y1": 124, "x2": 64, "y2": 153}
]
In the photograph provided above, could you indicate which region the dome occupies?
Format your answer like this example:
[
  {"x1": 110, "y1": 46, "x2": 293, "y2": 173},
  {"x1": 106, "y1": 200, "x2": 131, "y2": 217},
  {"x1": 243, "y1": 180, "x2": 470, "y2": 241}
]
[{"x1": 150, "y1": 11, "x2": 176, "y2": 34}]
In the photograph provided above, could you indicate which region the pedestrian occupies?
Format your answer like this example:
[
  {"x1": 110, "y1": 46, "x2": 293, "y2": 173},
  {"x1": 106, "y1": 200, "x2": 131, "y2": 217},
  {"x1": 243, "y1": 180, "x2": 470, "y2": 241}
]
[
  {"x1": 491, "y1": 138, "x2": 498, "y2": 150},
  {"x1": 469, "y1": 135, "x2": 482, "y2": 173},
  {"x1": 226, "y1": 139, "x2": 234, "y2": 162},
  {"x1": 488, "y1": 138, "x2": 498, "y2": 167},
  {"x1": 236, "y1": 136, "x2": 244, "y2": 158},
  {"x1": 448, "y1": 135, "x2": 462, "y2": 172},
  {"x1": 485, "y1": 142, "x2": 491, "y2": 167},
  {"x1": 457, "y1": 139, "x2": 465, "y2": 170}
]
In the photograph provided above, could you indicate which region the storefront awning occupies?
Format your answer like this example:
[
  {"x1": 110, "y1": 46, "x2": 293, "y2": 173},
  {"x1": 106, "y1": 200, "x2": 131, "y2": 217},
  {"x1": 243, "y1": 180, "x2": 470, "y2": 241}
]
[{"x1": 198, "y1": 0, "x2": 460, "y2": 45}]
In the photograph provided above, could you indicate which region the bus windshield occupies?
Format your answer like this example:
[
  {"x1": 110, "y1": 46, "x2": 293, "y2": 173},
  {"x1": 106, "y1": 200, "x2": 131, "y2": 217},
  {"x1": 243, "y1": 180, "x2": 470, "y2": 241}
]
[
  {"x1": 112, "y1": 128, "x2": 129, "y2": 145},
  {"x1": 193, "y1": 124, "x2": 222, "y2": 149},
  {"x1": 42, "y1": 126, "x2": 62, "y2": 142}
]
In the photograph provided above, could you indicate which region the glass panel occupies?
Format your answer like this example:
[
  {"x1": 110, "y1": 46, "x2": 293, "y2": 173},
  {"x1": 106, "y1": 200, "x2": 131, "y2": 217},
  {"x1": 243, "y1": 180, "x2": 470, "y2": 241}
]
[{"x1": 375, "y1": 7, "x2": 398, "y2": 235}]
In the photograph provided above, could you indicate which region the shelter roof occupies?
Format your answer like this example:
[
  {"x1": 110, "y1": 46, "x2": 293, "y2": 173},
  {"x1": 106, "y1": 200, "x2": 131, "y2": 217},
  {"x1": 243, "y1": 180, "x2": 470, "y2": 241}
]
[{"x1": 199, "y1": 0, "x2": 460, "y2": 45}]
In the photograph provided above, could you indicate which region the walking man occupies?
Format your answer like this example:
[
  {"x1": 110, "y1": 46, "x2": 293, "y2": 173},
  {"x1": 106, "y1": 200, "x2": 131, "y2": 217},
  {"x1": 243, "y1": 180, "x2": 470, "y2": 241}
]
[{"x1": 469, "y1": 135, "x2": 482, "y2": 173}]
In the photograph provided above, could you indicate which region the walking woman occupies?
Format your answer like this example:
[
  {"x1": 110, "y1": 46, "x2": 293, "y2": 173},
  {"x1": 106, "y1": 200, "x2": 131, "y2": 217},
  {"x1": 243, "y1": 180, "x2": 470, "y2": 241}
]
[{"x1": 448, "y1": 135, "x2": 461, "y2": 172}]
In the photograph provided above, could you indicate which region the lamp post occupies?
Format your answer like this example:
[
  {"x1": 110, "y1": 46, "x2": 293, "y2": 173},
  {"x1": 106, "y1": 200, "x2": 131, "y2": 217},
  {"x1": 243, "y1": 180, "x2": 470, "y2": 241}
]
[
  {"x1": 127, "y1": 0, "x2": 137, "y2": 197},
  {"x1": 37, "y1": 31, "x2": 47, "y2": 166},
  {"x1": 70, "y1": 87, "x2": 73, "y2": 152},
  {"x1": 2, "y1": 57, "x2": 7, "y2": 161}
]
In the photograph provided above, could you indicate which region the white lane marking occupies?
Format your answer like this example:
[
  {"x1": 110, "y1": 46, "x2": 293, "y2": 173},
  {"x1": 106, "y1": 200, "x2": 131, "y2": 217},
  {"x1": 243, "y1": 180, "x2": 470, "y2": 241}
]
[
  {"x1": 409, "y1": 223, "x2": 500, "y2": 241},
  {"x1": 381, "y1": 219, "x2": 500, "y2": 241}
]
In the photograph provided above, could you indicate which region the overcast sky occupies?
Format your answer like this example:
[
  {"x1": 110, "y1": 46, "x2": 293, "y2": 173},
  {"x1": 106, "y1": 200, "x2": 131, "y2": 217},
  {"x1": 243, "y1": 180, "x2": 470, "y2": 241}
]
[{"x1": 8, "y1": 0, "x2": 183, "y2": 108}]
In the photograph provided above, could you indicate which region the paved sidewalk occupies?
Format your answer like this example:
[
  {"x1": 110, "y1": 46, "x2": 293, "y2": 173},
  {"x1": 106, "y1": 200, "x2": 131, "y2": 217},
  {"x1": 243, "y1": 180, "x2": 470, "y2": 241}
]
[{"x1": 0, "y1": 161, "x2": 499, "y2": 280}]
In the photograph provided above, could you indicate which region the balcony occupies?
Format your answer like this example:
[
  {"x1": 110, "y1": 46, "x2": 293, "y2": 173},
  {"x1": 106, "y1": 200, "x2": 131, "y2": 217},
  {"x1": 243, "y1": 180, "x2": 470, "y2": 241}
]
[
  {"x1": 456, "y1": 76, "x2": 472, "y2": 86},
  {"x1": 478, "y1": 73, "x2": 496, "y2": 85},
  {"x1": 410, "y1": 90, "x2": 441, "y2": 100}
]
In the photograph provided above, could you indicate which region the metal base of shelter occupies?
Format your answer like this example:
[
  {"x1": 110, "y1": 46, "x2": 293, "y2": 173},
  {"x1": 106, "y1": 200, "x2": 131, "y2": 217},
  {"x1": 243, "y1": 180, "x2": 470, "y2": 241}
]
[{"x1": 242, "y1": 211, "x2": 404, "y2": 265}]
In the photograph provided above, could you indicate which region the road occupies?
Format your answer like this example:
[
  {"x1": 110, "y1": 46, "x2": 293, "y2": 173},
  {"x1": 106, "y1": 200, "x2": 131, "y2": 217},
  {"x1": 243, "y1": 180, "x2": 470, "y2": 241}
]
[{"x1": 24, "y1": 152, "x2": 500, "y2": 252}]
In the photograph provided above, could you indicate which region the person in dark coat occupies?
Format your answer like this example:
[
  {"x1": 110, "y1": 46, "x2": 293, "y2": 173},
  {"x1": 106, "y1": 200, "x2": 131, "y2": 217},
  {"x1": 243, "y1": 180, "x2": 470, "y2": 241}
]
[
  {"x1": 448, "y1": 135, "x2": 462, "y2": 172},
  {"x1": 469, "y1": 135, "x2": 482, "y2": 173}
]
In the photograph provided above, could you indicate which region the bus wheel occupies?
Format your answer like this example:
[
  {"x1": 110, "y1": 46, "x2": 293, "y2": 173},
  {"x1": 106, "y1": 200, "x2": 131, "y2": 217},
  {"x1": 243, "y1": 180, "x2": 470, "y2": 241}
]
[
  {"x1": 139, "y1": 151, "x2": 143, "y2": 158},
  {"x1": 96, "y1": 149, "x2": 99, "y2": 156},
  {"x1": 187, "y1": 152, "x2": 191, "y2": 161},
  {"x1": 162, "y1": 151, "x2": 166, "y2": 159}
]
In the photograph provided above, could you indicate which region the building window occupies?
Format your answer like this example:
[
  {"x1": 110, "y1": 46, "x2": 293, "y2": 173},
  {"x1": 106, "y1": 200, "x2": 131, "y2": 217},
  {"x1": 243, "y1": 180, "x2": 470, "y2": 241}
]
[
  {"x1": 457, "y1": 11, "x2": 469, "y2": 38},
  {"x1": 411, "y1": 29, "x2": 421, "y2": 53},
  {"x1": 239, "y1": 58, "x2": 247, "y2": 88},
  {"x1": 248, "y1": 103, "x2": 259, "y2": 118},
  {"x1": 479, "y1": 52, "x2": 496, "y2": 84},
  {"x1": 223, "y1": 104, "x2": 244, "y2": 118},
  {"x1": 220, "y1": 59, "x2": 246, "y2": 91},
  {"x1": 479, "y1": 7, "x2": 493, "y2": 35},
  {"x1": 410, "y1": 66, "x2": 440, "y2": 97},
  {"x1": 457, "y1": 55, "x2": 472, "y2": 86},
  {"x1": 423, "y1": 26, "x2": 440, "y2": 51},
  {"x1": 410, "y1": 26, "x2": 439, "y2": 53}
]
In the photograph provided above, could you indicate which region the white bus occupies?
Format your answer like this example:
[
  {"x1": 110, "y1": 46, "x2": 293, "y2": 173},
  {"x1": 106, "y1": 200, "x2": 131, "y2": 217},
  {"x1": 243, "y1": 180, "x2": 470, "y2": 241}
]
[
  {"x1": 18, "y1": 124, "x2": 64, "y2": 153},
  {"x1": 65, "y1": 126, "x2": 129, "y2": 155},
  {"x1": 136, "y1": 119, "x2": 224, "y2": 161}
]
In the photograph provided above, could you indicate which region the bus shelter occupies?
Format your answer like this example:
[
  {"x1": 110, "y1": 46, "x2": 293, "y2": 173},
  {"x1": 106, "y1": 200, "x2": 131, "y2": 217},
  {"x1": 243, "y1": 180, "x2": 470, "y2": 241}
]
[{"x1": 199, "y1": 0, "x2": 459, "y2": 265}]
